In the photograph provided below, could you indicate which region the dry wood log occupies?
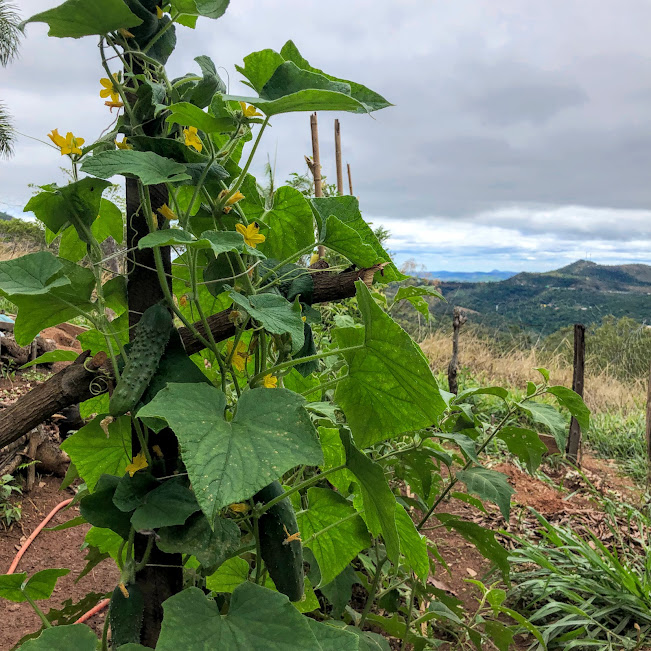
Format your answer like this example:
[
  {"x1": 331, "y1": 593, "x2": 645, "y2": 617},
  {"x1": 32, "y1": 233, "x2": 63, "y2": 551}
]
[
  {"x1": 0, "y1": 265, "x2": 382, "y2": 452},
  {"x1": 1, "y1": 336, "x2": 56, "y2": 366}
]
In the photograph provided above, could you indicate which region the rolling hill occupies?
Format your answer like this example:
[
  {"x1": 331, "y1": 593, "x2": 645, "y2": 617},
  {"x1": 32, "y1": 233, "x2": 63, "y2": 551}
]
[{"x1": 427, "y1": 260, "x2": 651, "y2": 334}]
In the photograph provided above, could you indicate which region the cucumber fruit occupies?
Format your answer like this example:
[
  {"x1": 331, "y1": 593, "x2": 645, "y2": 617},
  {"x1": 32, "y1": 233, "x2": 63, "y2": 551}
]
[
  {"x1": 109, "y1": 583, "x2": 144, "y2": 647},
  {"x1": 255, "y1": 480, "x2": 304, "y2": 602},
  {"x1": 109, "y1": 304, "x2": 173, "y2": 417}
]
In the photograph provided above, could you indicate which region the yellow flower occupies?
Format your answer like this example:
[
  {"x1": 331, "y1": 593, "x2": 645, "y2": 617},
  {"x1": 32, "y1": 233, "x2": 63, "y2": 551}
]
[
  {"x1": 105, "y1": 100, "x2": 124, "y2": 112},
  {"x1": 125, "y1": 451, "x2": 148, "y2": 477},
  {"x1": 183, "y1": 125, "x2": 203, "y2": 152},
  {"x1": 229, "y1": 502, "x2": 250, "y2": 513},
  {"x1": 48, "y1": 130, "x2": 84, "y2": 156},
  {"x1": 226, "y1": 339, "x2": 250, "y2": 372},
  {"x1": 263, "y1": 374, "x2": 278, "y2": 389},
  {"x1": 179, "y1": 294, "x2": 188, "y2": 307},
  {"x1": 99, "y1": 74, "x2": 120, "y2": 104},
  {"x1": 156, "y1": 5, "x2": 164, "y2": 18},
  {"x1": 115, "y1": 136, "x2": 132, "y2": 150},
  {"x1": 219, "y1": 189, "x2": 245, "y2": 206},
  {"x1": 118, "y1": 28, "x2": 134, "y2": 38},
  {"x1": 235, "y1": 222, "x2": 265, "y2": 248},
  {"x1": 157, "y1": 203, "x2": 177, "y2": 221},
  {"x1": 47, "y1": 128, "x2": 66, "y2": 150},
  {"x1": 239, "y1": 101, "x2": 262, "y2": 118},
  {"x1": 309, "y1": 252, "x2": 320, "y2": 265}
]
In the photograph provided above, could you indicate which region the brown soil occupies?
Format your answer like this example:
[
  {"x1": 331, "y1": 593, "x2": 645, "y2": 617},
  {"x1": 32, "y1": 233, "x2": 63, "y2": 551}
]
[{"x1": 0, "y1": 476, "x2": 118, "y2": 650}]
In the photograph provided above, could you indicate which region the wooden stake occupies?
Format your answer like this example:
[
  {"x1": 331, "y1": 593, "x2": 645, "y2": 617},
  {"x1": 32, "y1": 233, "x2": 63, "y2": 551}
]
[
  {"x1": 447, "y1": 307, "x2": 466, "y2": 395},
  {"x1": 334, "y1": 119, "x2": 344, "y2": 195},
  {"x1": 347, "y1": 162, "x2": 354, "y2": 195},
  {"x1": 646, "y1": 362, "x2": 651, "y2": 487},
  {"x1": 566, "y1": 323, "x2": 586, "y2": 463},
  {"x1": 309, "y1": 113, "x2": 322, "y2": 198},
  {"x1": 308, "y1": 112, "x2": 325, "y2": 257}
]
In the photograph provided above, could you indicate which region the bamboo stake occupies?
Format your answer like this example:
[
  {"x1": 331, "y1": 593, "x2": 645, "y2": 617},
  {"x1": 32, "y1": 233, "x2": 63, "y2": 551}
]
[
  {"x1": 308, "y1": 112, "x2": 325, "y2": 257},
  {"x1": 334, "y1": 119, "x2": 344, "y2": 195},
  {"x1": 347, "y1": 162, "x2": 354, "y2": 195},
  {"x1": 310, "y1": 113, "x2": 322, "y2": 198}
]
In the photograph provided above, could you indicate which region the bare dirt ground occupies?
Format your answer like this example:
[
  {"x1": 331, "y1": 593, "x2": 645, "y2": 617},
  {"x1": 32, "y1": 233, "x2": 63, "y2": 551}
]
[{"x1": 0, "y1": 476, "x2": 118, "y2": 650}]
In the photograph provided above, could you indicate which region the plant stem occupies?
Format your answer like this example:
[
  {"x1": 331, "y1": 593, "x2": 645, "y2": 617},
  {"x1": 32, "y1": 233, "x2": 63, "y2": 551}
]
[
  {"x1": 142, "y1": 11, "x2": 179, "y2": 53},
  {"x1": 24, "y1": 593, "x2": 51, "y2": 629},
  {"x1": 101, "y1": 606, "x2": 110, "y2": 651},
  {"x1": 248, "y1": 345, "x2": 363, "y2": 388},
  {"x1": 358, "y1": 552, "x2": 387, "y2": 628},
  {"x1": 300, "y1": 374, "x2": 346, "y2": 397},
  {"x1": 253, "y1": 512, "x2": 263, "y2": 584},
  {"x1": 256, "y1": 243, "x2": 318, "y2": 287},
  {"x1": 401, "y1": 578, "x2": 417, "y2": 651},
  {"x1": 256, "y1": 464, "x2": 347, "y2": 516}
]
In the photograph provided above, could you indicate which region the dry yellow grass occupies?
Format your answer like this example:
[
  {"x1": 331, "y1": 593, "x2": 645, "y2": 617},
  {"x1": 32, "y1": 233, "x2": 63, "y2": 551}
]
[{"x1": 421, "y1": 330, "x2": 645, "y2": 414}]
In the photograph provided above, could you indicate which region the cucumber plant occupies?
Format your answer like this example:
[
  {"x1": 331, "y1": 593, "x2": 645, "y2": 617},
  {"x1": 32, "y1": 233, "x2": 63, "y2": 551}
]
[{"x1": 0, "y1": 1, "x2": 590, "y2": 649}]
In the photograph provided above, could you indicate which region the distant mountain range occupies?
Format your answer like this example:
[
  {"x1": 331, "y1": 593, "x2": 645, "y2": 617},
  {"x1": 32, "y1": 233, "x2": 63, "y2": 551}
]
[
  {"x1": 418, "y1": 270, "x2": 517, "y2": 283},
  {"x1": 420, "y1": 260, "x2": 651, "y2": 333}
]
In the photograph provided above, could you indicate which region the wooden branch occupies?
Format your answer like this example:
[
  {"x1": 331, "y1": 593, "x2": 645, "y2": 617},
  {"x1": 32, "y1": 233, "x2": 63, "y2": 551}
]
[{"x1": 0, "y1": 266, "x2": 381, "y2": 452}]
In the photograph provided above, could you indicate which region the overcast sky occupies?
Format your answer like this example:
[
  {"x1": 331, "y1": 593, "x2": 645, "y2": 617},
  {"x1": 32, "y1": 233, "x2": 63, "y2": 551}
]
[{"x1": 2, "y1": 0, "x2": 651, "y2": 272}]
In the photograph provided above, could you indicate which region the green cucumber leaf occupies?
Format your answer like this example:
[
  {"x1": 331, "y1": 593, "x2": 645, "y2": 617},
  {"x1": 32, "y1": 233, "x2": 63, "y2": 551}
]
[
  {"x1": 341, "y1": 431, "x2": 399, "y2": 565},
  {"x1": 256, "y1": 186, "x2": 315, "y2": 261},
  {"x1": 157, "y1": 583, "x2": 325, "y2": 650},
  {"x1": 17, "y1": 624, "x2": 98, "y2": 650},
  {"x1": 297, "y1": 487, "x2": 370, "y2": 586},
  {"x1": 229, "y1": 291, "x2": 304, "y2": 353},
  {"x1": 24, "y1": 178, "x2": 111, "y2": 235},
  {"x1": 81, "y1": 150, "x2": 190, "y2": 185},
  {"x1": 158, "y1": 513, "x2": 240, "y2": 568},
  {"x1": 131, "y1": 480, "x2": 200, "y2": 530},
  {"x1": 20, "y1": 349, "x2": 78, "y2": 369},
  {"x1": 62, "y1": 415, "x2": 131, "y2": 491},
  {"x1": 335, "y1": 282, "x2": 446, "y2": 447},
  {"x1": 138, "y1": 384, "x2": 322, "y2": 523},
  {"x1": 22, "y1": 0, "x2": 142, "y2": 38}
]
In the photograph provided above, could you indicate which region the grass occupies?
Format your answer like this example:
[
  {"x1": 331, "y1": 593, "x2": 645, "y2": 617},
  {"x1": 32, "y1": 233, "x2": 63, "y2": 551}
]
[
  {"x1": 421, "y1": 328, "x2": 645, "y2": 415},
  {"x1": 585, "y1": 411, "x2": 647, "y2": 483},
  {"x1": 420, "y1": 328, "x2": 649, "y2": 484},
  {"x1": 508, "y1": 501, "x2": 651, "y2": 649}
]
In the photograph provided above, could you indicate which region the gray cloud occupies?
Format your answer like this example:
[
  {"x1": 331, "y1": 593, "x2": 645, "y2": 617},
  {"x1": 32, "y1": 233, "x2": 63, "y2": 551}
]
[{"x1": 2, "y1": 0, "x2": 651, "y2": 270}]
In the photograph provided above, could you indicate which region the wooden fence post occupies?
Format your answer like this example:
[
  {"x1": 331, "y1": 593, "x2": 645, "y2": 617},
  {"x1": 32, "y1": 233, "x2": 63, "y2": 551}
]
[
  {"x1": 447, "y1": 307, "x2": 466, "y2": 395},
  {"x1": 566, "y1": 323, "x2": 586, "y2": 463},
  {"x1": 347, "y1": 162, "x2": 354, "y2": 195},
  {"x1": 334, "y1": 119, "x2": 344, "y2": 195},
  {"x1": 646, "y1": 362, "x2": 651, "y2": 487}
]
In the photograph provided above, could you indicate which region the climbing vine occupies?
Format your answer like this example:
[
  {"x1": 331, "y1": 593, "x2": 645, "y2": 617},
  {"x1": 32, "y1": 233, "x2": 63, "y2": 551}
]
[{"x1": 0, "y1": 1, "x2": 589, "y2": 649}]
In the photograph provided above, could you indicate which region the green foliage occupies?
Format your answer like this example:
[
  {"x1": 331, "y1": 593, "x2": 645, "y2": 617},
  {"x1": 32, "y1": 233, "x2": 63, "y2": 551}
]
[
  {"x1": 2, "y1": 4, "x2": 591, "y2": 648},
  {"x1": 509, "y1": 508, "x2": 651, "y2": 649},
  {"x1": 0, "y1": 473, "x2": 22, "y2": 526}
]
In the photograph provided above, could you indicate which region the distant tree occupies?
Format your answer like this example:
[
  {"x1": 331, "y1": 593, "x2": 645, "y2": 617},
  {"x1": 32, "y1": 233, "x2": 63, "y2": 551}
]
[{"x1": 0, "y1": 0, "x2": 22, "y2": 159}]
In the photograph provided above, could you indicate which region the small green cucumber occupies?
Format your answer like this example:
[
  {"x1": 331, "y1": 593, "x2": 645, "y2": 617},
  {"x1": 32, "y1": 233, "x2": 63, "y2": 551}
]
[
  {"x1": 255, "y1": 480, "x2": 304, "y2": 602},
  {"x1": 109, "y1": 303, "x2": 173, "y2": 417},
  {"x1": 109, "y1": 582, "x2": 144, "y2": 647}
]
